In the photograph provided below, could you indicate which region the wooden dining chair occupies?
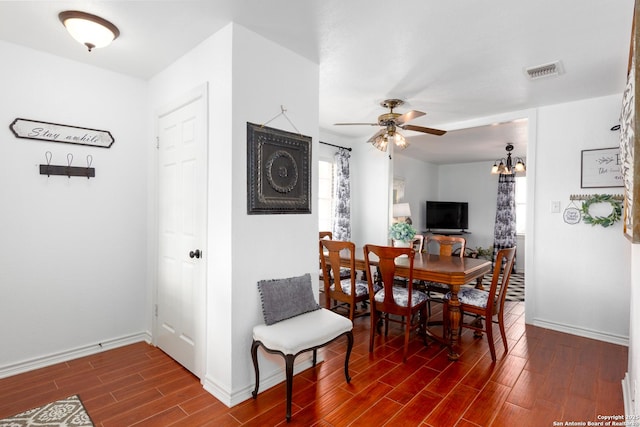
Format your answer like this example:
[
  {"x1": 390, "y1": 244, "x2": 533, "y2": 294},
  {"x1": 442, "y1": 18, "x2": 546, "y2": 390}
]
[
  {"x1": 424, "y1": 235, "x2": 467, "y2": 315},
  {"x1": 412, "y1": 234, "x2": 425, "y2": 253},
  {"x1": 363, "y1": 244, "x2": 428, "y2": 363},
  {"x1": 319, "y1": 231, "x2": 333, "y2": 240},
  {"x1": 320, "y1": 240, "x2": 377, "y2": 320},
  {"x1": 427, "y1": 234, "x2": 466, "y2": 257},
  {"x1": 443, "y1": 246, "x2": 516, "y2": 361},
  {"x1": 319, "y1": 231, "x2": 350, "y2": 283}
]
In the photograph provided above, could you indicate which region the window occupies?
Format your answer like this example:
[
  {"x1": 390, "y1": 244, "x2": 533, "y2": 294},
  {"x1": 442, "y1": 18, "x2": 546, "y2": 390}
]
[
  {"x1": 515, "y1": 176, "x2": 526, "y2": 235},
  {"x1": 318, "y1": 159, "x2": 334, "y2": 232}
]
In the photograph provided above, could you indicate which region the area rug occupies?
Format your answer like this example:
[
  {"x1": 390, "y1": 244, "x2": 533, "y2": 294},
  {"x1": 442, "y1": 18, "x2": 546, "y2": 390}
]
[
  {"x1": 478, "y1": 272, "x2": 525, "y2": 302},
  {"x1": 0, "y1": 395, "x2": 94, "y2": 427}
]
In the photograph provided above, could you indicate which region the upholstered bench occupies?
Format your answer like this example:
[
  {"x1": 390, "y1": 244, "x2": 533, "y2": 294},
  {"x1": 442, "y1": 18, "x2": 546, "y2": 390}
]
[{"x1": 251, "y1": 273, "x2": 354, "y2": 422}]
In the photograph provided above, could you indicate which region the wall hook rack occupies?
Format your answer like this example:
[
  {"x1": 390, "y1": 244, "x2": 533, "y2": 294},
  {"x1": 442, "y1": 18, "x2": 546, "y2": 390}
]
[
  {"x1": 39, "y1": 151, "x2": 95, "y2": 178},
  {"x1": 569, "y1": 194, "x2": 624, "y2": 201}
]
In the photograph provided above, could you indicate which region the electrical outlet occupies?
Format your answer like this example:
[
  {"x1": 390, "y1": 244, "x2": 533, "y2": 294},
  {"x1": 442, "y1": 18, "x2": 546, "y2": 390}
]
[{"x1": 551, "y1": 201, "x2": 561, "y2": 213}]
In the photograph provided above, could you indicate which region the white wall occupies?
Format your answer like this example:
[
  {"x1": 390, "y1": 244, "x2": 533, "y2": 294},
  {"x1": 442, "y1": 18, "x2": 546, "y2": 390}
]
[
  {"x1": 437, "y1": 161, "x2": 498, "y2": 251},
  {"x1": 317, "y1": 133, "x2": 347, "y2": 161},
  {"x1": 0, "y1": 41, "x2": 149, "y2": 374},
  {"x1": 149, "y1": 23, "x2": 319, "y2": 406},
  {"x1": 350, "y1": 140, "x2": 392, "y2": 246},
  {"x1": 392, "y1": 153, "x2": 439, "y2": 233},
  {"x1": 531, "y1": 94, "x2": 628, "y2": 344}
]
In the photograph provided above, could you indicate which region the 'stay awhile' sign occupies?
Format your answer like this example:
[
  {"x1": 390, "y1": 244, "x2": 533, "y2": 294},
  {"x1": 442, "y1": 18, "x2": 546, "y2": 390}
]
[{"x1": 9, "y1": 118, "x2": 114, "y2": 148}]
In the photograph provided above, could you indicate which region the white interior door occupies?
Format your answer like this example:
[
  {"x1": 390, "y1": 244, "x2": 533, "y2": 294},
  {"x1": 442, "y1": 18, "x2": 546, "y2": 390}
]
[{"x1": 156, "y1": 85, "x2": 207, "y2": 378}]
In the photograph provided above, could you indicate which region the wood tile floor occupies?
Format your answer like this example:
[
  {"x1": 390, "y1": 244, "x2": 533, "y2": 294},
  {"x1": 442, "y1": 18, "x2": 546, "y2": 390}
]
[{"x1": 0, "y1": 302, "x2": 628, "y2": 426}]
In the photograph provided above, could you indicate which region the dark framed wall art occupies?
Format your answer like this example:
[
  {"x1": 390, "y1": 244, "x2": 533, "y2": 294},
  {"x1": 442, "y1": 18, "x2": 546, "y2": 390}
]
[{"x1": 246, "y1": 122, "x2": 311, "y2": 214}]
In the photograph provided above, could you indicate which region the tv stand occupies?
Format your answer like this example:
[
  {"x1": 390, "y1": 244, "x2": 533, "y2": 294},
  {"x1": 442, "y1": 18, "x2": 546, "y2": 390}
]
[{"x1": 424, "y1": 229, "x2": 471, "y2": 236}]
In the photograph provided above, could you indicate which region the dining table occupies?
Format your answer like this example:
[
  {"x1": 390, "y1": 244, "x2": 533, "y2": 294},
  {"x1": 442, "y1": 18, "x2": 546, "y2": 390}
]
[{"x1": 335, "y1": 248, "x2": 492, "y2": 361}]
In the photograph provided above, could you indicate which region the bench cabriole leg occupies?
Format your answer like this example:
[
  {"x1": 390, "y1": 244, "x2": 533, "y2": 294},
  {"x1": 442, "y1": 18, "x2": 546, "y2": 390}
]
[
  {"x1": 251, "y1": 340, "x2": 260, "y2": 398},
  {"x1": 344, "y1": 331, "x2": 353, "y2": 383},
  {"x1": 285, "y1": 354, "x2": 295, "y2": 422}
]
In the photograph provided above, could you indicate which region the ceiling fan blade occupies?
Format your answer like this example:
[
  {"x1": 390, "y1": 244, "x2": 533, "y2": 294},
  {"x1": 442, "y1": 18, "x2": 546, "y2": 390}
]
[
  {"x1": 401, "y1": 124, "x2": 447, "y2": 136},
  {"x1": 395, "y1": 110, "x2": 426, "y2": 125},
  {"x1": 366, "y1": 128, "x2": 387, "y2": 143},
  {"x1": 334, "y1": 122, "x2": 379, "y2": 126}
]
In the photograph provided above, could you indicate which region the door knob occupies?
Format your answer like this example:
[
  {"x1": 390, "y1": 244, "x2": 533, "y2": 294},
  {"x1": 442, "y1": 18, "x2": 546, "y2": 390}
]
[{"x1": 189, "y1": 249, "x2": 201, "y2": 259}]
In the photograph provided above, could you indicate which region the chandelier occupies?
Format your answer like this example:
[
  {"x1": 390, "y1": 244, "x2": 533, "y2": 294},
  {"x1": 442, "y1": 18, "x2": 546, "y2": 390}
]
[{"x1": 491, "y1": 143, "x2": 526, "y2": 175}]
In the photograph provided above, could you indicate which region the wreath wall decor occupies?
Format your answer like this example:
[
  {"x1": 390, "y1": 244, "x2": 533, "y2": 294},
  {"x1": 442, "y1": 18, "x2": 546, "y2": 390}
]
[{"x1": 580, "y1": 194, "x2": 623, "y2": 227}]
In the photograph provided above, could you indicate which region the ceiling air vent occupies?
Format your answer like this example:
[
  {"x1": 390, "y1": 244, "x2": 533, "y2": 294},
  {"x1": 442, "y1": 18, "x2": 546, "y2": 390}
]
[{"x1": 525, "y1": 61, "x2": 564, "y2": 80}]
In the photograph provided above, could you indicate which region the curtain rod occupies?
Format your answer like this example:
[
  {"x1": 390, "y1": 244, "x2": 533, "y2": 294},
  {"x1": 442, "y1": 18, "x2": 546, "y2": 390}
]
[{"x1": 320, "y1": 141, "x2": 352, "y2": 151}]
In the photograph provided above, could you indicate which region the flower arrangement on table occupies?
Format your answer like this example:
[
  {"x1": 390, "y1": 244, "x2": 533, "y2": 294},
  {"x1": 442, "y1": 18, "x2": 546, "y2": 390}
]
[{"x1": 389, "y1": 222, "x2": 417, "y2": 242}]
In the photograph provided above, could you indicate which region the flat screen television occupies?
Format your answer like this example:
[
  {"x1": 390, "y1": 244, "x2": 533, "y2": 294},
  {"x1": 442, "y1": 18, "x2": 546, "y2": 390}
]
[{"x1": 426, "y1": 201, "x2": 469, "y2": 231}]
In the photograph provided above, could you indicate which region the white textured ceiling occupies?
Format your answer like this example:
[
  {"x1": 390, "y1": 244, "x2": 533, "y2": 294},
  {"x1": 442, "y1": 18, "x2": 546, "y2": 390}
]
[{"x1": 0, "y1": 0, "x2": 633, "y2": 164}]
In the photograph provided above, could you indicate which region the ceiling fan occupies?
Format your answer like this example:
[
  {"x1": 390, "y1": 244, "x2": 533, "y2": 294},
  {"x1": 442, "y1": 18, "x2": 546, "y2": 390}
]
[{"x1": 334, "y1": 98, "x2": 447, "y2": 151}]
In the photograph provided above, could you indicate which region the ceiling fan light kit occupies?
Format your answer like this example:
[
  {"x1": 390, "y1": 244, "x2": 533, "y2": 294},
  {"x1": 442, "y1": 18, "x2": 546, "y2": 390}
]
[
  {"x1": 371, "y1": 134, "x2": 388, "y2": 151},
  {"x1": 335, "y1": 98, "x2": 446, "y2": 152},
  {"x1": 491, "y1": 143, "x2": 526, "y2": 175},
  {"x1": 59, "y1": 10, "x2": 120, "y2": 52}
]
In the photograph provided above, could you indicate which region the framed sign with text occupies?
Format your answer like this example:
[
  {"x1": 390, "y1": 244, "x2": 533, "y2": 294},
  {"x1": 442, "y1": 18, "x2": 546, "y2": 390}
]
[
  {"x1": 9, "y1": 118, "x2": 115, "y2": 148},
  {"x1": 580, "y1": 147, "x2": 623, "y2": 188}
]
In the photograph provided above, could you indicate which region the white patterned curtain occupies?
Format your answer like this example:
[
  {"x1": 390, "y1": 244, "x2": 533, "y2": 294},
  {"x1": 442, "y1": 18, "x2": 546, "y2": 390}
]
[
  {"x1": 332, "y1": 148, "x2": 351, "y2": 241},
  {"x1": 492, "y1": 174, "x2": 517, "y2": 270}
]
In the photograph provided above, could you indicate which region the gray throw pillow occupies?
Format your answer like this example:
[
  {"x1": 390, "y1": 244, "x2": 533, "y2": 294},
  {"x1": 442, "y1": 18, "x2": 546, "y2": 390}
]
[{"x1": 257, "y1": 273, "x2": 320, "y2": 325}]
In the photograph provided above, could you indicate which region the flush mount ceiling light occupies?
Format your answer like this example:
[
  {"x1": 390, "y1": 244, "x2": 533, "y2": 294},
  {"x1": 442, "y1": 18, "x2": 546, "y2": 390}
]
[
  {"x1": 491, "y1": 143, "x2": 526, "y2": 175},
  {"x1": 59, "y1": 10, "x2": 120, "y2": 52}
]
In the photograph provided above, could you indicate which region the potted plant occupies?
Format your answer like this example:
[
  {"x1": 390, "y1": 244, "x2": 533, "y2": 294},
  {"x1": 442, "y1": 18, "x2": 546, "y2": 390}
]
[
  {"x1": 474, "y1": 245, "x2": 493, "y2": 260},
  {"x1": 389, "y1": 222, "x2": 417, "y2": 246}
]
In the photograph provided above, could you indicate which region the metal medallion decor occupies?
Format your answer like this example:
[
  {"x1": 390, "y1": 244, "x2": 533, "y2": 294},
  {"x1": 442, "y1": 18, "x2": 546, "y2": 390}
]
[
  {"x1": 247, "y1": 122, "x2": 311, "y2": 214},
  {"x1": 10, "y1": 118, "x2": 114, "y2": 148}
]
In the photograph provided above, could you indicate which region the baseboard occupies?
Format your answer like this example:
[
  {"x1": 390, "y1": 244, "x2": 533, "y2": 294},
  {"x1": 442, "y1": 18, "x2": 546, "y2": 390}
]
[
  {"x1": 202, "y1": 352, "x2": 319, "y2": 408},
  {"x1": 531, "y1": 318, "x2": 629, "y2": 346},
  {"x1": 622, "y1": 373, "x2": 636, "y2": 417},
  {"x1": 0, "y1": 331, "x2": 152, "y2": 379}
]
